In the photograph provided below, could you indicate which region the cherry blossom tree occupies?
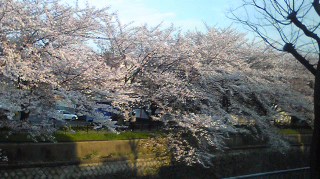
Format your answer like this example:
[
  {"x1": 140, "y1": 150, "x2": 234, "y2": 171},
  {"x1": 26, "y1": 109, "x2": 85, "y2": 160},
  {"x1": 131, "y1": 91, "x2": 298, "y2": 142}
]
[
  {"x1": 96, "y1": 19, "x2": 312, "y2": 165},
  {"x1": 0, "y1": 0, "x2": 119, "y2": 135}
]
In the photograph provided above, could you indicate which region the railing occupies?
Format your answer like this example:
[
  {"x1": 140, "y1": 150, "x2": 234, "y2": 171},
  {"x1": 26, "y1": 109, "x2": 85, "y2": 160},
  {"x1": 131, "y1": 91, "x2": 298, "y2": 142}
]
[{"x1": 222, "y1": 167, "x2": 310, "y2": 179}]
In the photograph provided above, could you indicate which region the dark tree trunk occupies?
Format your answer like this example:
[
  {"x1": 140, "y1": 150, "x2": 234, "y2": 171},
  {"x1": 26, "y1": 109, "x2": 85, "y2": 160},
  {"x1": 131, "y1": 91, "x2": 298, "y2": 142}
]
[
  {"x1": 311, "y1": 64, "x2": 320, "y2": 179},
  {"x1": 283, "y1": 43, "x2": 320, "y2": 178},
  {"x1": 20, "y1": 110, "x2": 30, "y2": 121}
]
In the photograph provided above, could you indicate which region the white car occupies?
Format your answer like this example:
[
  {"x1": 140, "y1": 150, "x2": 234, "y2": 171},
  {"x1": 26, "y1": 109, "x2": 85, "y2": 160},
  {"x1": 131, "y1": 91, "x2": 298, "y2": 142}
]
[{"x1": 57, "y1": 110, "x2": 78, "y2": 121}]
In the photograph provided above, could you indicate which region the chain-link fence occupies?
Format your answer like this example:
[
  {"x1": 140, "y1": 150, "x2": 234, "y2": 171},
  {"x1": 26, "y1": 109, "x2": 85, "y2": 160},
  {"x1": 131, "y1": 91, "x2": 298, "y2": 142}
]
[
  {"x1": 0, "y1": 155, "x2": 311, "y2": 179},
  {"x1": 0, "y1": 158, "x2": 173, "y2": 179}
]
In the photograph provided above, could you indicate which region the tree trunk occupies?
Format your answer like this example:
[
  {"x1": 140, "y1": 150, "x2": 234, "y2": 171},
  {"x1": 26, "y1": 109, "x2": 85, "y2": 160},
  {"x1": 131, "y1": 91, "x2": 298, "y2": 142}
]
[{"x1": 311, "y1": 65, "x2": 320, "y2": 179}]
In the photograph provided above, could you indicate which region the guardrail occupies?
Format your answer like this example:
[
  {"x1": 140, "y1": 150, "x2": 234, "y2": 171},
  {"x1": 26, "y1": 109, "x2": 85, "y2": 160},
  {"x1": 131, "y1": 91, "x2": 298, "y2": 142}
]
[{"x1": 222, "y1": 167, "x2": 310, "y2": 179}]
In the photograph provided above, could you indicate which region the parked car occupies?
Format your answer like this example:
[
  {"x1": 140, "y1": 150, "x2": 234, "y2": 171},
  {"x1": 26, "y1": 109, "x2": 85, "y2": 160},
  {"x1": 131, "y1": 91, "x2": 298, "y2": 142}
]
[
  {"x1": 93, "y1": 106, "x2": 121, "y2": 122},
  {"x1": 85, "y1": 116, "x2": 94, "y2": 122},
  {"x1": 130, "y1": 108, "x2": 152, "y2": 122},
  {"x1": 77, "y1": 115, "x2": 94, "y2": 122},
  {"x1": 57, "y1": 110, "x2": 78, "y2": 120},
  {"x1": 47, "y1": 118, "x2": 67, "y2": 128}
]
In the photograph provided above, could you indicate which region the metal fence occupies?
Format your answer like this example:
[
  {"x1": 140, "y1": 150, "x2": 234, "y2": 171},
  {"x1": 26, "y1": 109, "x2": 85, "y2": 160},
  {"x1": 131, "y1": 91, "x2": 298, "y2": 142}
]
[
  {"x1": 0, "y1": 161, "x2": 311, "y2": 179},
  {"x1": 0, "y1": 158, "x2": 170, "y2": 179},
  {"x1": 222, "y1": 167, "x2": 310, "y2": 179}
]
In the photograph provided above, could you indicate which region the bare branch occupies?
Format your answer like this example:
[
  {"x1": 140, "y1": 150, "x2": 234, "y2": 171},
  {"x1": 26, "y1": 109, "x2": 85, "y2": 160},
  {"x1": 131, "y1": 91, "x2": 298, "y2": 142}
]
[
  {"x1": 287, "y1": 11, "x2": 320, "y2": 46},
  {"x1": 283, "y1": 43, "x2": 316, "y2": 75},
  {"x1": 313, "y1": 0, "x2": 320, "y2": 16}
]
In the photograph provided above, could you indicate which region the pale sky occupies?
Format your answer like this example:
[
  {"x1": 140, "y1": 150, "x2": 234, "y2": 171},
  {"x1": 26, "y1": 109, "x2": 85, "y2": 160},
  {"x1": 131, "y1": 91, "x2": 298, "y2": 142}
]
[{"x1": 66, "y1": 0, "x2": 245, "y2": 32}]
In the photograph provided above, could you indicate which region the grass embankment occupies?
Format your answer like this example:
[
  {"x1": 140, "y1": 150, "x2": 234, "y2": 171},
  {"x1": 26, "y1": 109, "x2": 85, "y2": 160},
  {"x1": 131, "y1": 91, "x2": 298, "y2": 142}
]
[
  {"x1": 1, "y1": 128, "x2": 311, "y2": 142},
  {"x1": 56, "y1": 131, "x2": 153, "y2": 142},
  {"x1": 279, "y1": 128, "x2": 313, "y2": 135},
  {"x1": 0, "y1": 130, "x2": 155, "y2": 143}
]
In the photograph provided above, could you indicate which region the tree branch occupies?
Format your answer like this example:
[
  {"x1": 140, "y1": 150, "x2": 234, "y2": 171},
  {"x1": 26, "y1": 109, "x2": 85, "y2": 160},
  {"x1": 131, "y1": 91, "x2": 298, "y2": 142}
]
[
  {"x1": 313, "y1": 0, "x2": 320, "y2": 16},
  {"x1": 288, "y1": 11, "x2": 320, "y2": 45},
  {"x1": 283, "y1": 43, "x2": 316, "y2": 75}
]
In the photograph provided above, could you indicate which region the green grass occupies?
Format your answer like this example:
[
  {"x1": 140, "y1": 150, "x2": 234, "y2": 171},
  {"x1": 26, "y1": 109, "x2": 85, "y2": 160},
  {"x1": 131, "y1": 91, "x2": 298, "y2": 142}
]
[
  {"x1": 55, "y1": 131, "x2": 153, "y2": 142},
  {"x1": 279, "y1": 128, "x2": 313, "y2": 135},
  {"x1": 0, "y1": 130, "x2": 155, "y2": 143}
]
